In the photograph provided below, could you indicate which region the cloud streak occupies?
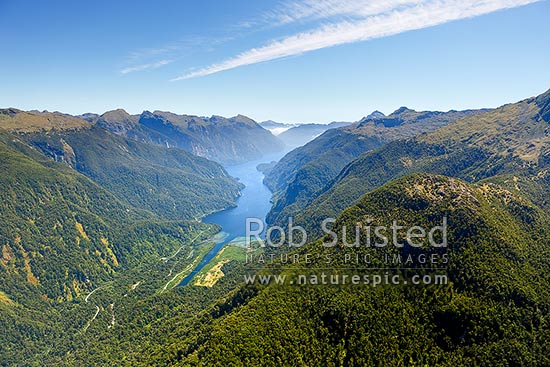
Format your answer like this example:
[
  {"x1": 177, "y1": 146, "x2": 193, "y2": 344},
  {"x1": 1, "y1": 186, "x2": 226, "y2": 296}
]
[
  {"x1": 120, "y1": 35, "x2": 236, "y2": 75},
  {"x1": 121, "y1": 59, "x2": 173, "y2": 74},
  {"x1": 267, "y1": 0, "x2": 423, "y2": 25},
  {"x1": 172, "y1": 0, "x2": 541, "y2": 81}
]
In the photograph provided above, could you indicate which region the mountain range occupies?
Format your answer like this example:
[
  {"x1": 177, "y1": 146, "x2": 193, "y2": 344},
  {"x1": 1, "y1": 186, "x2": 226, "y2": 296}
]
[
  {"x1": 84, "y1": 109, "x2": 285, "y2": 165},
  {"x1": 1, "y1": 88, "x2": 550, "y2": 366},
  {"x1": 0, "y1": 108, "x2": 245, "y2": 303},
  {"x1": 259, "y1": 120, "x2": 298, "y2": 135},
  {"x1": 156, "y1": 88, "x2": 550, "y2": 366},
  {"x1": 265, "y1": 107, "x2": 486, "y2": 227},
  {"x1": 290, "y1": 89, "x2": 550, "y2": 237},
  {"x1": 277, "y1": 121, "x2": 351, "y2": 148}
]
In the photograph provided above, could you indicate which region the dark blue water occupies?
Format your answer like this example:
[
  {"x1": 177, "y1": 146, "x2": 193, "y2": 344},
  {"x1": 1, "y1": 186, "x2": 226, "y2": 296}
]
[{"x1": 179, "y1": 152, "x2": 285, "y2": 286}]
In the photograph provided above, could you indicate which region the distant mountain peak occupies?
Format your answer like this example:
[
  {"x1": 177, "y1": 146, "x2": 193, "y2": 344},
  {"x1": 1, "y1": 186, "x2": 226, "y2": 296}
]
[
  {"x1": 260, "y1": 120, "x2": 287, "y2": 128},
  {"x1": 358, "y1": 111, "x2": 386, "y2": 125},
  {"x1": 78, "y1": 112, "x2": 100, "y2": 122},
  {"x1": 108, "y1": 108, "x2": 129, "y2": 114},
  {"x1": 392, "y1": 106, "x2": 415, "y2": 115},
  {"x1": 260, "y1": 120, "x2": 300, "y2": 136},
  {"x1": 231, "y1": 114, "x2": 258, "y2": 126},
  {"x1": 101, "y1": 108, "x2": 133, "y2": 120},
  {"x1": 366, "y1": 110, "x2": 386, "y2": 119},
  {"x1": 95, "y1": 109, "x2": 139, "y2": 134}
]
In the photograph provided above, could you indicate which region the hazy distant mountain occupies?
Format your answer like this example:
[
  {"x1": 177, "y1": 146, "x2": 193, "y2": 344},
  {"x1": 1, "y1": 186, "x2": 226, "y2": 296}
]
[
  {"x1": 259, "y1": 120, "x2": 290, "y2": 128},
  {"x1": 89, "y1": 110, "x2": 285, "y2": 165},
  {"x1": 277, "y1": 121, "x2": 351, "y2": 148},
  {"x1": 259, "y1": 120, "x2": 298, "y2": 136},
  {"x1": 260, "y1": 120, "x2": 350, "y2": 145}
]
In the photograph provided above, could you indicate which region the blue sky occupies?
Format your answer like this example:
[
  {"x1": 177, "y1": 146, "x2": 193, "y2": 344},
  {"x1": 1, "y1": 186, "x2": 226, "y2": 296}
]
[{"x1": 1, "y1": 0, "x2": 549, "y2": 123}]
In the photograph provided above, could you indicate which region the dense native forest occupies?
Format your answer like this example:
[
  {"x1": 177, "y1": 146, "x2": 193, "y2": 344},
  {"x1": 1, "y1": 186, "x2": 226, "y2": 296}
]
[
  {"x1": 1, "y1": 88, "x2": 550, "y2": 366},
  {"x1": 0, "y1": 109, "x2": 245, "y2": 365}
]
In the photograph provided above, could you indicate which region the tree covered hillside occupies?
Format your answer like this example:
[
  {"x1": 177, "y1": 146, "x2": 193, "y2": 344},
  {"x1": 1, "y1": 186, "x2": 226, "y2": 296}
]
[
  {"x1": 265, "y1": 107, "x2": 484, "y2": 226},
  {"x1": 0, "y1": 109, "x2": 243, "y2": 220},
  {"x1": 289, "y1": 89, "x2": 550, "y2": 237},
  {"x1": 0, "y1": 110, "x2": 245, "y2": 364},
  {"x1": 159, "y1": 174, "x2": 550, "y2": 366}
]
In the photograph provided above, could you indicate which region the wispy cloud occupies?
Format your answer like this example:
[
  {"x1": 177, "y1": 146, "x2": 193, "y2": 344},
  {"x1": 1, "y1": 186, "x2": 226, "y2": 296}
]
[
  {"x1": 120, "y1": 35, "x2": 234, "y2": 75},
  {"x1": 120, "y1": 59, "x2": 173, "y2": 74},
  {"x1": 266, "y1": 0, "x2": 423, "y2": 25},
  {"x1": 172, "y1": 0, "x2": 541, "y2": 81}
]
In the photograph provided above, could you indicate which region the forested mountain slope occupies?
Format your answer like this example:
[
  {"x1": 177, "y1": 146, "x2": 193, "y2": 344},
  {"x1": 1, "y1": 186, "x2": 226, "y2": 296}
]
[
  {"x1": 0, "y1": 109, "x2": 242, "y2": 220},
  {"x1": 0, "y1": 110, "x2": 243, "y2": 365},
  {"x1": 266, "y1": 107, "x2": 484, "y2": 226},
  {"x1": 287, "y1": 89, "x2": 550, "y2": 237},
  {"x1": 151, "y1": 174, "x2": 550, "y2": 366},
  {"x1": 0, "y1": 128, "x2": 218, "y2": 303}
]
